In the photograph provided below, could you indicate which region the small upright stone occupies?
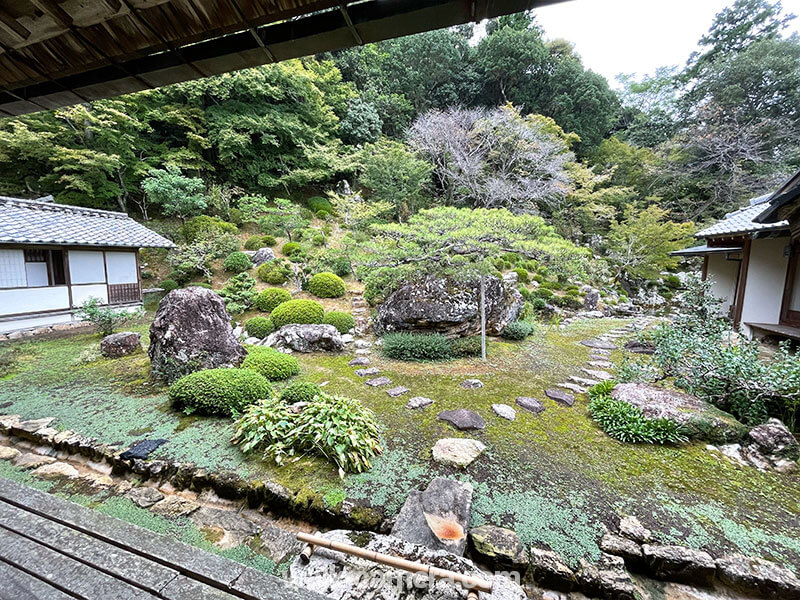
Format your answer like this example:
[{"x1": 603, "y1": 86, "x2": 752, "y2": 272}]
[
  {"x1": 492, "y1": 404, "x2": 516, "y2": 420},
  {"x1": 365, "y1": 376, "x2": 391, "y2": 387},
  {"x1": 0, "y1": 446, "x2": 21, "y2": 461},
  {"x1": 100, "y1": 331, "x2": 141, "y2": 358},
  {"x1": 460, "y1": 379, "x2": 483, "y2": 389},
  {"x1": 619, "y1": 515, "x2": 652, "y2": 543},
  {"x1": 545, "y1": 389, "x2": 575, "y2": 407}
]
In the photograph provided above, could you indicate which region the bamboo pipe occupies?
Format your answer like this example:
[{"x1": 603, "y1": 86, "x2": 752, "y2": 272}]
[{"x1": 296, "y1": 532, "x2": 493, "y2": 594}]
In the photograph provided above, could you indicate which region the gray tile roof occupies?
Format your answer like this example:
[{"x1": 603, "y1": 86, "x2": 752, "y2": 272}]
[
  {"x1": 0, "y1": 197, "x2": 174, "y2": 248},
  {"x1": 696, "y1": 193, "x2": 788, "y2": 238}
]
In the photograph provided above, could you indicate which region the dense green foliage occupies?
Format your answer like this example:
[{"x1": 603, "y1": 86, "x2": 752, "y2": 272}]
[
  {"x1": 76, "y1": 298, "x2": 142, "y2": 337},
  {"x1": 223, "y1": 251, "x2": 253, "y2": 273},
  {"x1": 382, "y1": 332, "x2": 453, "y2": 361},
  {"x1": 244, "y1": 316, "x2": 274, "y2": 339},
  {"x1": 241, "y1": 346, "x2": 300, "y2": 381},
  {"x1": 322, "y1": 311, "x2": 355, "y2": 334},
  {"x1": 307, "y1": 272, "x2": 347, "y2": 298},
  {"x1": 169, "y1": 368, "x2": 272, "y2": 416},
  {"x1": 218, "y1": 273, "x2": 257, "y2": 315},
  {"x1": 254, "y1": 288, "x2": 292, "y2": 312},
  {"x1": 499, "y1": 320, "x2": 536, "y2": 341},
  {"x1": 256, "y1": 261, "x2": 292, "y2": 285},
  {"x1": 449, "y1": 335, "x2": 483, "y2": 358},
  {"x1": 270, "y1": 299, "x2": 325, "y2": 328},
  {"x1": 279, "y1": 381, "x2": 323, "y2": 404}
]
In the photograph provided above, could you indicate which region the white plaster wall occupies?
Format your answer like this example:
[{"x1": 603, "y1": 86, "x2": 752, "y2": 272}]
[
  {"x1": 71, "y1": 284, "x2": 108, "y2": 307},
  {"x1": 0, "y1": 312, "x2": 74, "y2": 333},
  {"x1": 68, "y1": 250, "x2": 106, "y2": 284},
  {"x1": 0, "y1": 286, "x2": 70, "y2": 316},
  {"x1": 705, "y1": 254, "x2": 740, "y2": 315},
  {"x1": 106, "y1": 251, "x2": 138, "y2": 284},
  {"x1": 740, "y1": 237, "x2": 791, "y2": 329}
]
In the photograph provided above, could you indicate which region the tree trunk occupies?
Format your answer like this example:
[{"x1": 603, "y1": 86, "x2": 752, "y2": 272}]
[{"x1": 480, "y1": 276, "x2": 487, "y2": 362}]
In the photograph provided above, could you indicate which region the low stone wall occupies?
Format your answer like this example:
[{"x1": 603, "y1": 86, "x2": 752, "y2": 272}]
[{"x1": 0, "y1": 320, "x2": 93, "y2": 342}]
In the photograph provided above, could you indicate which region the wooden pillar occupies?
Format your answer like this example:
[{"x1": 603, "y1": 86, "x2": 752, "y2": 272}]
[
  {"x1": 733, "y1": 238, "x2": 752, "y2": 327},
  {"x1": 701, "y1": 255, "x2": 709, "y2": 281}
]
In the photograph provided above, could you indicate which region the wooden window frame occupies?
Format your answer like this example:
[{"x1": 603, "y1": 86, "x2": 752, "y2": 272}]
[{"x1": 780, "y1": 241, "x2": 800, "y2": 326}]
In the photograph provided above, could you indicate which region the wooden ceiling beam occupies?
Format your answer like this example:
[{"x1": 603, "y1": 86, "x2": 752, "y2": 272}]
[
  {"x1": 29, "y1": 0, "x2": 74, "y2": 27},
  {"x1": 0, "y1": 8, "x2": 32, "y2": 42}
]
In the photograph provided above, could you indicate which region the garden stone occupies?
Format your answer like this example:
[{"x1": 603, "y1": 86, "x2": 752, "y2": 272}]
[
  {"x1": 432, "y1": 438, "x2": 486, "y2": 468},
  {"x1": 589, "y1": 360, "x2": 613, "y2": 368},
  {"x1": 619, "y1": 515, "x2": 652, "y2": 543},
  {"x1": 589, "y1": 353, "x2": 610, "y2": 360},
  {"x1": 556, "y1": 383, "x2": 586, "y2": 394},
  {"x1": 580, "y1": 339, "x2": 618, "y2": 350},
  {"x1": 545, "y1": 389, "x2": 575, "y2": 406},
  {"x1": 126, "y1": 486, "x2": 165, "y2": 508},
  {"x1": 265, "y1": 324, "x2": 344, "y2": 353},
  {"x1": 746, "y1": 418, "x2": 799, "y2": 462},
  {"x1": 599, "y1": 533, "x2": 643, "y2": 566},
  {"x1": 375, "y1": 275, "x2": 523, "y2": 337},
  {"x1": 32, "y1": 461, "x2": 79, "y2": 480},
  {"x1": 406, "y1": 396, "x2": 434, "y2": 409},
  {"x1": 438, "y1": 409, "x2": 485, "y2": 430},
  {"x1": 584, "y1": 289, "x2": 600, "y2": 311},
  {"x1": 100, "y1": 331, "x2": 141, "y2": 358},
  {"x1": 716, "y1": 554, "x2": 800, "y2": 598},
  {"x1": 340, "y1": 334, "x2": 354, "y2": 343},
  {"x1": 289, "y1": 530, "x2": 527, "y2": 600},
  {"x1": 516, "y1": 397, "x2": 544, "y2": 414},
  {"x1": 0, "y1": 446, "x2": 21, "y2": 461},
  {"x1": 120, "y1": 439, "x2": 168, "y2": 461},
  {"x1": 354, "y1": 340, "x2": 372, "y2": 349},
  {"x1": 151, "y1": 495, "x2": 200, "y2": 517},
  {"x1": 570, "y1": 375, "x2": 600, "y2": 386},
  {"x1": 13, "y1": 453, "x2": 56, "y2": 469},
  {"x1": 355, "y1": 367, "x2": 380, "y2": 377},
  {"x1": 244, "y1": 336, "x2": 259, "y2": 345},
  {"x1": 251, "y1": 247, "x2": 276, "y2": 266},
  {"x1": 624, "y1": 340, "x2": 656, "y2": 354},
  {"x1": 386, "y1": 386, "x2": 409, "y2": 397},
  {"x1": 641, "y1": 544, "x2": 716, "y2": 585},
  {"x1": 469, "y1": 525, "x2": 527, "y2": 569},
  {"x1": 191, "y1": 507, "x2": 261, "y2": 548},
  {"x1": 611, "y1": 383, "x2": 748, "y2": 444},
  {"x1": 576, "y1": 553, "x2": 637, "y2": 600},
  {"x1": 149, "y1": 287, "x2": 246, "y2": 381},
  {"x1": 365, "y1": 376, "x2": 391, "y2": 387},
  {"x1": 355, "y1": 348, "x2": 371, "y2": 355},
  {"x1": 0, "y1": 414, "x2": 20, "y2": 432},
  {"x1": 581, "y1": 368, "x2": 613, "y2": 381},
  {"x1": 460, "y1": 378, "x2": 483, "y2": 389},
  {"x1": 492, "y1": 404, "x2": 516, "y2": 420},
  {"x1": 527, "y1": 548, "x2": 577, "y2": 591},
  {"x1": 348, "y1": 357, "x2": 370, "y2": 367},
  {"x1": 14, "y1": 417, "x2": 54, "y2": 434}
]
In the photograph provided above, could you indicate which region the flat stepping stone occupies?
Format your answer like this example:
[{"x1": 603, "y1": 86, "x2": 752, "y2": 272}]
[
  {"x1": 355, "y1": 367, "x2": 380, "y2": 377},
  {"x1": 406, "y1": 397, "x2": 434, "y2": 409},
  {"x1": 438, "y1": 409, "x2": 485, "y2": 430},
  {"x1": 545, "y1": 389, "x2": 575, "y2": 407},
  {"x1": 386, "y1": 386, "x2": 410, "y2": 397},
  {"x1": 354, "y1": 340, "x2": 372, "y2": 349},
  {"x1": 515, "y1": 397, "x2": 545, "y2": 414},
  {"x1": 557, "y1": 382, "x2": 587, "y2": 394},
  {"x1": 355, "y1": 349, "x2": 371, "y2": 356},
  {"x1": 12, "y1": 453, "x2": 56, "y2": 470},
  {"x1": 492, "y1": 404, "x2": 516, "y2": 421},
  {"x1": 589, "y1": 360, "x2": 614, "y2": 368},
  {"x1": 580, "y1": 339, "x2": 618, "y2": 350},
  {"x1": 365, "y1": 376, "x2": 392, "y2": 387},
  {"x1": 460, "y1": 379, "x2": 484, "y2": 389},
  {"x1": 589, "y1": 353, "x2": 610, "y2": 360},
  {"x1": 570, "y1": 375, "x2": 599, "y2": 387},
  {"x1": 31, "y1": 462, "x2": 79, "y2": 480},
  {"x1": 125, "y1": 486, "x2": 165, "y2": 508},
  {"x1": 349, "y1": 357, "x2": 370, "y2": 366},
  {"x1": 582, "y1": 368, "x2": 613, "y2": 381},
  {"x1": 432, "y1": 438, "x2": 486, "y2": 468}
]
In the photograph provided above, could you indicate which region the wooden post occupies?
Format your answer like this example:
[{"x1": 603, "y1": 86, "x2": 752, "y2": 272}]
[{"x1": 480, "y1": 276, "x2": 486, "y2": 362}]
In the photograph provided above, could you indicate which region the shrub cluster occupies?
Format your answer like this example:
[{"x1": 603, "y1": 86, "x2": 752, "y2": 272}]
[
  {"x1": 223, "y1": 251, "x2": 253, "y2": 273},
  {"x1": 219, "y1": 273, "x2": 257, "y2": 315},
  {"x1": 322, "y1": 311, "x2": 355, "y2": 334},
  {"x1": 254, "y1": 287, "x2": 292, "y2": 312},
  {"x1": 307, "y1": 272, "x2": 346, "y2": 298},
  {"x1": 233, "y1": 393, "x2": 382, "y2": 474},
  {"x1": 588, "y1": 381, "x2": 688, "y2": 445},
  {"x1": 161, "y1": 279, "x2": 178, "y2": 292},
  {"x1": 245, "y1": 316, "x2": 274, "y2": 339},
  {"x1": 382, "y1": 332, "x2": 452, "y2": 361},
  {"x1": 307, "y1": 196, "x2": 333, "y2": 215},
  {"x1": 280, "y1": 381, "x2": 323, "y2": 403},
  {"x1": 513, "y1": 267, "x2": 530, "y2": 284},
  {"x1": 169, "y1": 368, "x2": 271, "y2": 416},
  {"x1": 500, "y1": 320, "x2": 536, "y2": 341},
  {"x1": 450, "y1": 335, "x2": 482, "y2": 358},
  {"x1": 181, "y1": 215, "x2": 238, "y2": 243},
  {"x1": 242, "y1": 346, "x2": 300, "y2": 381},
  {"x1": 282, "y1": 242, "x2": 302, "y2": 256},
  {"x1": 257, "y1": 260, "x2": 292, "y2": 284},
  {"x1": 270, "y1": 299, "x2": 325, "y2": 328}
]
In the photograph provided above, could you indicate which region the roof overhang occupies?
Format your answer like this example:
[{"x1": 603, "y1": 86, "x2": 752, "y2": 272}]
[
  {"x1": 671, "y1": 244, "x2": 742, "y2": 257},
  {"x1": 753, "y1": 185, "x2": 800, "y2": 224}
]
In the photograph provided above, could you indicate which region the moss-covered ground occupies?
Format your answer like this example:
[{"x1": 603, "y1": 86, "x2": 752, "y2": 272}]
[{"x1": 1, "y1": 317, "x2": 798, "y2": 570}]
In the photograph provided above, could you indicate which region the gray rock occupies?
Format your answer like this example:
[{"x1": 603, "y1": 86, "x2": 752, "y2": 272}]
[
  {"x1": 438, "y1": 409, "x2": 485, "y2": 430},
  {"x1": 348, "y1": 357, "x2": 370, "y2": 366},
  {"x1": 126, "y1": 486, "x2": 165, "y2": 508},
  {"x1": 191, "y1": 506, "x2": 261, "y2": 547},
  {"x1": 641, "y1": 544, "x2": 716, "y2": 585},
  {"x1": 527, "y1": 547, "x2": 577, "y2": 591},
  {"x1": 581, "y1": 368, "x2": 613, "y2": 381},
  {"x1": 589, "y1": 360, "x2": 613, "y2": 368},
  {"x1": 149, "y1": 287, "x2": 246, "y2": 382},
  {"x1": 716, "y1": 554, "x2": 800, "y2": 599},
  {"x1": 386, "y1": 386, "x2": 409, "y2": 397},
  {"x1": 746, "y1": 418, "x2": 799, "y2": 462},
  {"x1": 375, "y1": 275, "x2": 524, "y2": 337},
  {"x1": 12, "y1": 453, "x2": 56, "y2": 469},
  {"x1": 584, "y1": 290, "x2": 600, "y2": 311},
  {"x1": 432, "y1": 438, "x2": 485, "y2": 468},
  {"x1": 100, "y1": 332, "x2": 141, "y2": 358},
  {"x1": 492, "y1": 404, "x2": 516, "y2": 420},
  {"x1": 365, "y1": 376, "x2": 391, "y2": 387},
  {"x1": 31, "y1": 462, "x2": 79, "y2": 479},
  {"x1": 581, "y1": 339, "x2": 618, "y2": 350},
  {"x1": 516, "y1": 397, "x2": 545, "y2": 414},
  {"x1": 545, "y1": 389, "x2": 575, "y2": 407},
  {"x1": 460, "y1": 378, "x2": 483, "y2": 389},
  {"x1": 251, "y1": 247, "x2": 276, "y2": 266},
  {"x1": 151, "y1": 496, "x2": 200, "y2": 518},
  {"x1": 265, "y1": 324, "x2": 344, "y2": 353},
  {"x1": 576, "y1": 553, "x2": 638, "y2": 600},
  {"x1": 340, "y1": 334, "x2": 354, "y2": 343},
  {"x1": 624, "y1": 340, "x2": 655, "y2": 354},
  {"x1": 406, "y1": 396, "x2": 434, "y2": 409},
  {"x1": 619, "y1": 515, "x2": 652, "y2": 543},
  {"x1": 570, "y1": 375, "x2": 600, "y2": 387},
  {"x1": 0, "y1": 446, "x2": 21, "y2": 461},
  {"x1": 289, "y1": 530, "x2": 526, "y2": 600},
  {"x1": 14, "y1": 417, "x2": 54, "y2": 433},
  {"x1": 599, "y1": 533, "x2": 643, "y2": 565},
  {"x1": 469, "y1": 525, "x2": 527, "y2": 569},
  {"x1": 556, "y1": 382, "x2": 586, "y2": 394},
  {"x1": 355, "y1": 367, "x2": 380, "y2": 377},
  {"x1": 354, "y1": 340, "x2": 372, "y2": 349}
]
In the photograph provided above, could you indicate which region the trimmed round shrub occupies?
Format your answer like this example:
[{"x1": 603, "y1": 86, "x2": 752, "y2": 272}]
[
  {"x1": 282, "y1": 242, "x2": 301, "y2": 256},
  {"x1": 280, "y1": 381, "x2": 323, "y2": 404},
  {"x1": 169, "y1": 368, "x2": 271, "y2": 416},
  {"x1": 514, "y1": 267, "x2": 530, "y2": 284},
  {"x1": 254, "y1": 287, "x2": 292, "y2": 312},
  {"x1": 181, "y1": 215, "x2": 237, "y2": 243},
  {"x1": 262, "y1": 235, "x2": 277, "y2": 247},
  {"x1": 307, "y1": 272, "x2": 346, "y2": 298},
  {"x1": 518, "y1": 286, "x2": 532, "y2": 301},
  {"x1": 500, "y1": 320, "x2": 536, "y2": 341},
  {"x1": 168, "y1": 268, "x2": 192, "y2": 285},
  {"x1": 223, "y1": 251, "x2": 253, "y2": 273},
  {"x1": 245, "y1": 316, "x2": 274, "y2": 339},
  {"x1": 270, "y1": 299, "x2": 325, "y2": 328},
  {"x1": 450, "y1": 335, "x2": 482, "y2": 358},
  {"x1": 323, "y1": 311, "x2": 355, "y2": 334},
  {"x1": 312, "y1": 234, "x2": 324, "y2": 246},
  {"x1": 308, "y1": 196, "x2": 333, "y2": 214},
  {"x1": 242, "y1": 346, "x2": 300, "y2": 381},
  {"x1": 532, "y1": 287, "x2": 554, "y2": 300},
  {"x1": 383, "y1": 333, "x2": 451, "y2": 361},
  {"x1": 257, "y1": 261, "x2": 291, "y2": 284},
  {"x1": 316, "y1": 211, "x2": 329, "y2": 220},
  {"x1": 532, "y1": 297, "x2": 548, "y2": 311},
  {"x1": 244, "y1": 235, "x2": 263, "y2": 250},
  {"x1": 161, "y1": 279, "x2": 178, "y2": 292}
]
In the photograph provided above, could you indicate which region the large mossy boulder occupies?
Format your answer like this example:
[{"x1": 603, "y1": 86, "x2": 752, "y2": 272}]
[
  {"x1": 375, "y1": 276, "x2": 523, "y2": 337},
  {"x1": 610, "y1": 383, "x2": 748, "y2": 444},
  {"x1": 149, "y1": 287, "x2": 246, "y2": 382}
]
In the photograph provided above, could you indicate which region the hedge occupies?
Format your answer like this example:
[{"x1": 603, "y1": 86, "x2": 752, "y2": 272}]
[
  {"x1": 241, "y1": 346, "x2": 300, "y2": 381},
  {"x1": 382, "y1": 332, "x2": 451, "y2": 361},
  {"x1": 307, "y1": 272, "x2": 346, "y2": 298},
  {"x1": 254, "y1": 288, "x2": 292, "y2": 312},
  {"x1": 270, "y1": 299, "x2": 324, "y2": 328},
  {"x1": 169, "y1": 368, "x2": 271, "y2": 416},
  {"x1": 322, "y1": 311, "x2": 355, "y2": 334},
  {"x1": 257, "y1": 261, "x2": 291, "y2": 285}
]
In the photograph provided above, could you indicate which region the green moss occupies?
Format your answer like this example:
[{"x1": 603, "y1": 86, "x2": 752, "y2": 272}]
[{"x1": 323, "y1": 487, "x2": 346, "y2": 509}]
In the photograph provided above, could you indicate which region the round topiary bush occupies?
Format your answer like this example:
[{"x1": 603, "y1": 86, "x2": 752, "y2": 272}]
[
  {"x1": 532, "y1": 297, "x2": 548, "y2": 311},
  {"x1": 262, "y1": 235, "x2": 277, "y2": 247},
  {"x1": 322, "y1": 311, "x2": 355, "y2": 334},
  {"x1": 245, "y1": 316, "x2": 274, "y2": 339},
  {"x1": 307, "y1": 196, "x2": 333, "y2": 214},
  {"x1": 270, "y1": 299, "x2": 325, "y2": 329},
  {"x1": 242, "y1": 346, "x2": 300, "y2": 381},
  {"x1": 223, "y1": 251, "x2": 253, "y2": 273},
  {"x1": 312, "y1": 234, "x2": 324, "y2": 246},
  {"x1": 168, "y1": 368, "x2": 271, "y2": 416},
  {"x1": 282, "y1": 242, "x2": 301, "y2": 256},
  {"x1": 280, "y1": 381, "x2": 323, "y2": 403},
  {"x1": 161, "y1": 279, "x2": 178, "y2": 292},
  {"x1": 307, "y1": 272, "x2": 346, "y2": 298},
  {"x1": 244, "y1": 235, "x2": 263, "y2": 250},
  {"x1": 514, "y1": 267, "x2": 530, "y2": 284},
  {"x1": 254, "y1": 287, "x2": 292, "y2": 312},
  {"x1": 382, "y1": 333, "x2": 452, "y2": 361},
  {"x1": 257, "y1": 261, "x2": 290, "y2": 284},
  {"x1": 500, "y1": 320, "x2": 535, "y2": 341}
]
